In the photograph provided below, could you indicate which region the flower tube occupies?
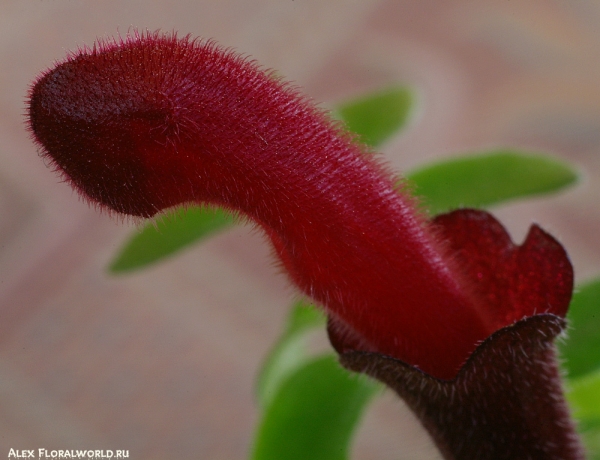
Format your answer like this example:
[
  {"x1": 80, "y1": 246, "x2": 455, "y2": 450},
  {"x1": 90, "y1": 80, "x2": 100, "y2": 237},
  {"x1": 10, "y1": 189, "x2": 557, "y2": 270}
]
[{"x1": 27, "y1": 31, "x2": 583, "y2": 459}]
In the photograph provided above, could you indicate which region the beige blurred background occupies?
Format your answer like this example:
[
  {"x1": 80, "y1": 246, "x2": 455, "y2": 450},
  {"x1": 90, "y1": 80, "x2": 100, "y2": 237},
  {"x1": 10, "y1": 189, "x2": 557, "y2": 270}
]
[{"x1": 1, "y1": 1, "x2": 600, "y2": 459}]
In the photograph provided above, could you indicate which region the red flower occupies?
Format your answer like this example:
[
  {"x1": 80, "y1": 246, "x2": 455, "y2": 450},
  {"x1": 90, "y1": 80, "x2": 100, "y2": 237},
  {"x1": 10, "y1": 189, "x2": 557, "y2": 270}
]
[{"x1": 27, "y1": 31, "x2": 572, "y2": 380}]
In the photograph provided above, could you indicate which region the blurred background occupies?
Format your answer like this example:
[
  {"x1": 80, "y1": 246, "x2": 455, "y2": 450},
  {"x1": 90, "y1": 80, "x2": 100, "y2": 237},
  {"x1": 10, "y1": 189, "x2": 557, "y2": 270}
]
[{"x1": 1, "y1": 1, "x2": 600, "y2": 459}]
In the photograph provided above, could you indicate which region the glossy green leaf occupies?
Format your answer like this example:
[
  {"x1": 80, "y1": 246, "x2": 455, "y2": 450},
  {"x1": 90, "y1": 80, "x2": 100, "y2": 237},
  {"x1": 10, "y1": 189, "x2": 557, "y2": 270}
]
[
  {"x1": 406, "y1": 150, "x2": 578, "y2": 215},
  {"x1": 336, "y1": 86, "x2": 413, "y2": 147},
  {"x1": 560, "y1": 278, "x2": 600, "y2": 378},
  {"x1": 256, "y1": 301, "x2": 326, "y2": 409},
  {"x1": 109, "y1": 206, "x2": 234, "y2": 273},
  {"x1": 251, "y1": 354, "x2": 378, "y2": 460}
]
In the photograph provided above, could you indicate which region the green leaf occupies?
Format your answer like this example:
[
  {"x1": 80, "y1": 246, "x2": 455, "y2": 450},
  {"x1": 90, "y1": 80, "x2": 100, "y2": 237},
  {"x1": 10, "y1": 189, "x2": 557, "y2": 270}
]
[
  {"x1": 567, "y1": 370, "x2": 600, "y2": 459},
  {"x1": 581, "y1": 430, "x2": 600, "y2": 460},
  {"x1": 283, "y1": 299, "x2": 326, "y2": 336},
  {"x1": 336, "y1": 86, "x2": 413, "y2": 147},
  {"x1": 560, "y1": 278, "x2": 600, "y2": 378},
  {"x1": 256, "y1": 301, "x2": 326, "y2": 409},
  {"x1": 568, "y1": 370, "x2": 600, "y2": 422},
  {"x1": 251, "y1": 354, "x2": 378, "y2": 460},
  {"x1": 109, "y1": 206, "x2": 234, "y2": 273},
  {"x1": 406, "y1": 149, "x2": 578, "y2": 215}
]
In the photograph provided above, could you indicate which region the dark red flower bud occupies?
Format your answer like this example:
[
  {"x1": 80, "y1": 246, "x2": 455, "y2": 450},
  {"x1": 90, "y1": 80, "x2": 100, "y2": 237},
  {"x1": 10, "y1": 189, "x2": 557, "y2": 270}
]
[{"x1": 27, "y1": 31, "x2": 572, "y2": 382}]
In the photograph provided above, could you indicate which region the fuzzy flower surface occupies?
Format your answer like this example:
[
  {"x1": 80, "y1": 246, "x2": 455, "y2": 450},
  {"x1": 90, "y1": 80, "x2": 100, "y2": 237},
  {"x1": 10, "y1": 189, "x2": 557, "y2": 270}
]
[{"x1": 27, "y1": 31, "x2": 573, "y2": 380}]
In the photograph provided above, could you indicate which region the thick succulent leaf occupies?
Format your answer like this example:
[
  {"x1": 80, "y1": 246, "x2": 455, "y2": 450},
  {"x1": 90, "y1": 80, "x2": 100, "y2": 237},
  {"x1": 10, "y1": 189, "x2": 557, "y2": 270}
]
[
  {"x1": 109, "y1": 206, "x2": 234, "y2": 273},
  {"x1": 336, "y1": 86, "x2": 413, "y2": 147},
  {"x1": 256, "y1": 301, "x2": 326, "y2": 409},
  {"x1": 406, "y1": 150, "x2": 578, "y2": 215},
  {"x1": 561, "y1": 278, "x2": 600, "y2": 379},
  {"x1": 251, "y1": 354, "x2": 378, "y2": 460}
]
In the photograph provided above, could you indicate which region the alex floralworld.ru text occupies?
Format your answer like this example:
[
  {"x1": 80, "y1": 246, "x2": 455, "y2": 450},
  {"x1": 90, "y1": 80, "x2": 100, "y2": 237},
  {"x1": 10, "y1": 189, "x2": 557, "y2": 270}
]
[{"x1": 7, "y1": 449, "x2": 129, "y2": 459}]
